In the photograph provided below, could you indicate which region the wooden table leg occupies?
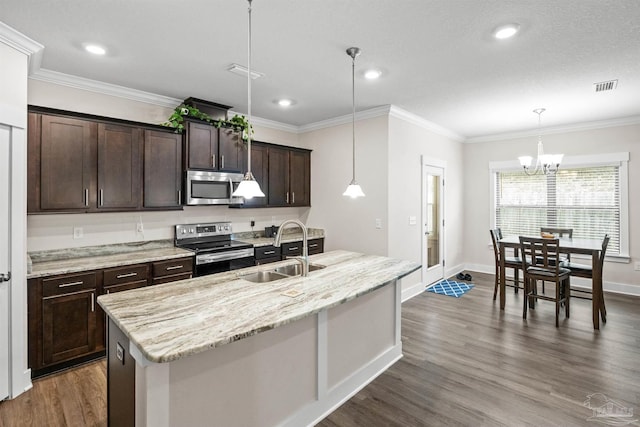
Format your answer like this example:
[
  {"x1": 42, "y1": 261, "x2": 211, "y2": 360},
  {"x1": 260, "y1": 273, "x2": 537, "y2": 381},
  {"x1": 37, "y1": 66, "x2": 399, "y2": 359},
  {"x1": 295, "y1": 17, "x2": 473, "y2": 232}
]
[
  {"x1": 592, "y1": 249, "x2": 601, "y2": 330},
  {"x1": 500, "y1": 244, "x2": 506, "y2": 310}
]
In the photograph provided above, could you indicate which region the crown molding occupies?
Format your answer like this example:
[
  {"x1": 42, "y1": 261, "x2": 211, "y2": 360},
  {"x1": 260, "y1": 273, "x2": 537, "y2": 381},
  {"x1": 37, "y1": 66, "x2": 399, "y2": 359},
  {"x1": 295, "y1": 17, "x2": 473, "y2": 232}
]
[
  {"x1": 0, "y1": 22, "x2": 44, "y2": 75},
  {"x1": 466, "y1": 115, "x2": 640, "y2": 143},
  {"x1": 227, "y1": 110, "x2": 298, "y2": 134},
  {"x1": 297, "y1": 105, "x2": 391, "y2": 133},
  {"x1": 388, "y1": 105, "x2": 465, "y2": 142},
  {"x1": 29, "y1": 68, "x2": 182, "y2": 108}
]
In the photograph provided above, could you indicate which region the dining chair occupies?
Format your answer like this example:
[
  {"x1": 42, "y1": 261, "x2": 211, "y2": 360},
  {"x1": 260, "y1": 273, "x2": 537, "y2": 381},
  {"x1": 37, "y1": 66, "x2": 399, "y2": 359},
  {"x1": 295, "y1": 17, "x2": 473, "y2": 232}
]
[
  {"x1": 562, "y1": 234, "x2": 609, "y2": 322},
  {"x1": 519, "y1": 236, "x2": 571, "y2": 327},
  {"x1": 539, "y1": 227, "x2": 573, "y2": 293},
  {"x1": 489, "y1": 228, "x2": 522, "y2": 300}
]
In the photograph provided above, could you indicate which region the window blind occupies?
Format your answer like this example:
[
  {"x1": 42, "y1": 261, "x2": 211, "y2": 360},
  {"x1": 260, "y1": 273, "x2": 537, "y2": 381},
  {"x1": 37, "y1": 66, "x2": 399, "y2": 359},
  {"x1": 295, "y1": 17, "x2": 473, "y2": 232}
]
[{"x1": 495, "y1": 166, "x2": 620, "y2": 254}]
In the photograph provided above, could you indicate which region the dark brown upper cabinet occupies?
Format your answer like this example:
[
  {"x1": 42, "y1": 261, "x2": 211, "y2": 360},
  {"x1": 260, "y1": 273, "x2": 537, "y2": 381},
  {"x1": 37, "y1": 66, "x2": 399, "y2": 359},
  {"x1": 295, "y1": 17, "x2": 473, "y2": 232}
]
[
  {"x1": 28, "y1": 108, "x2": 183, "y2": 214},
  {"x1": 97, "y1": 123, "x2": 143, "y2": 210},
  {"x1": 184, "y1": 119, "x2": 244, "y2": 172},
  {"x1": 144, "y1": 130, "x2": 182, "y2": 208},
  {"x1": 267, "y1": 146, "x2": 311, "y2": 207}
]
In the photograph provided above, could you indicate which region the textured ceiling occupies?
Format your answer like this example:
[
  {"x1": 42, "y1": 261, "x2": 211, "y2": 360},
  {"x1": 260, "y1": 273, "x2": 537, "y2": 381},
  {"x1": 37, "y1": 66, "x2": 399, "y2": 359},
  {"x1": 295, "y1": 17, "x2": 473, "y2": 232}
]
[{"x1": 2, "y1": 0, "x2": 639, "y2": 139}]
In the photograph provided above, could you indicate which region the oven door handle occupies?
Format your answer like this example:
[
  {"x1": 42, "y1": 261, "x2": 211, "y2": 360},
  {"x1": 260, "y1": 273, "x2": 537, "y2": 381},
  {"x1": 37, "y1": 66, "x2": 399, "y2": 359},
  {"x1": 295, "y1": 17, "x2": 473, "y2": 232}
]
[
  {"x1": 229, "y1": 178, "x2": 234, "y2": 198},
  {"x1": 196, "y1": 248, "x2": 255, "y2": 265}
]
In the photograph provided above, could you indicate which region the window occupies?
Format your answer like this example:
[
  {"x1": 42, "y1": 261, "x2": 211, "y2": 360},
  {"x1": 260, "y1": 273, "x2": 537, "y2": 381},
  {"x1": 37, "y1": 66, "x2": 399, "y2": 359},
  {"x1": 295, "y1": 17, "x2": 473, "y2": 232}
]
[{"x1": 491, "y1": 153, "x2": 629, "y2": 258}]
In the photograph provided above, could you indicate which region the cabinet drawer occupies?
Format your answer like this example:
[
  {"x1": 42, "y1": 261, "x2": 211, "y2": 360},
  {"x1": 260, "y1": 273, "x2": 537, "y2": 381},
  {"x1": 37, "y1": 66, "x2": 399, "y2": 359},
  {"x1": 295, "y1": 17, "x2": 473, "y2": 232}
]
[
  {"x1": 152, "y1": 257, "x2": 193, "y2": 278},
  {"x1": 281, "y1": 242, "x2": 302, "y2": 256},
  {"x1": 43, "y1": 272, "x2": 97, "y2": 297},
  {"x1": 103, "y1": 264, "x2": 149, "y2": 286},
  {"x1": 104, "y1": 280, "x2": 148, "y2": 294},
  {"x1": 255, "y1": 245, "x2": 281, "y2": 260},
  {"x1": 152, "y1": 273, "x2": 193, "y2": 285},
  {"x1": 307, "y1": 238, "x2": 324, "y2": 255}
]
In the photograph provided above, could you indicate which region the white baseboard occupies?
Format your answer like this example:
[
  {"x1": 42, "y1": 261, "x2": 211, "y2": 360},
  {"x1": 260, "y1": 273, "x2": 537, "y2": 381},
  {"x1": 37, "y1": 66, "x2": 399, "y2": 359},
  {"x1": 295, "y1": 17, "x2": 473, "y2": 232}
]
[
  {"x1": 464, "y1": 263, "x2": 640, "y2": 297},
  {"x1": 401, "y1": 281, "x2": 426, "y2": 302}
]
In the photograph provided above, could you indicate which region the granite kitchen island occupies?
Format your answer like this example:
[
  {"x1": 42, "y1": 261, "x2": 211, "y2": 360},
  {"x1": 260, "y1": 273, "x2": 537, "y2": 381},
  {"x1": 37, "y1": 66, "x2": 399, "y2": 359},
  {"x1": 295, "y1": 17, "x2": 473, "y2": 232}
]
[{"x1": 98, "y1": 250, "x2": 420, "y2": 427}]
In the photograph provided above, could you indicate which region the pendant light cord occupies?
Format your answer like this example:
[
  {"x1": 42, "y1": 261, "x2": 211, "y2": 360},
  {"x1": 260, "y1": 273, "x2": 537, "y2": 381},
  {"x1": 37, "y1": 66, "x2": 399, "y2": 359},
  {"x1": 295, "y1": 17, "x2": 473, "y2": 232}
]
[
  {"x1": 351, "y1": 52, "x2": 356, "y2": 182},
  {"x1": 247, "y1": 0, "x2": 253, "y2": 174}
]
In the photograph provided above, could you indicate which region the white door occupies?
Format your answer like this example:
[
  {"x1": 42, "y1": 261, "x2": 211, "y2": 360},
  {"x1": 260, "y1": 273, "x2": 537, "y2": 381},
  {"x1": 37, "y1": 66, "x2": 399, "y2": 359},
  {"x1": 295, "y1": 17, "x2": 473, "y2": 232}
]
[
  {"x1": 422, "y1": 160, "x2": 445, "y2": 286},
  {"x1": 0, "y1": 124, "x2": 11, "y2": 401}
]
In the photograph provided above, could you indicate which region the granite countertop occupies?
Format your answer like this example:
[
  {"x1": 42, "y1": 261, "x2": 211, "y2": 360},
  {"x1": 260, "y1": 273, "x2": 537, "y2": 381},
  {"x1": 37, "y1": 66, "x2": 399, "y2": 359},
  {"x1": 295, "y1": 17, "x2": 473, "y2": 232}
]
[
  {"x1": 233, "y1": 227, "x2": 325, "y2": 247},
  {"x1": 27, "y1": 240, "x2": 193, "y2": 279},
  {"x1": 97, "y1": 250, "x2": 420, "y2": 364}
]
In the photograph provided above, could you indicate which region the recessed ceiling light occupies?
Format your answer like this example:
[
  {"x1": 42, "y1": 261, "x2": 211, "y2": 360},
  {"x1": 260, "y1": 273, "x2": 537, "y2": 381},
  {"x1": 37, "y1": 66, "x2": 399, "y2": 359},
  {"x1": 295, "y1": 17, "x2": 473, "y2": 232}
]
[
  {"x1": 84, "y1": 44, "x2": 106, "y2": 55},
  {"x1": 493, "y1": 24, "x2": 520, "y2": 40},
  {"x1": 364, "y1": 69, "x2": 382, "y2": 80},
  {"x1": 275, "y1": 99, "x2": 295, "y2": 107}
]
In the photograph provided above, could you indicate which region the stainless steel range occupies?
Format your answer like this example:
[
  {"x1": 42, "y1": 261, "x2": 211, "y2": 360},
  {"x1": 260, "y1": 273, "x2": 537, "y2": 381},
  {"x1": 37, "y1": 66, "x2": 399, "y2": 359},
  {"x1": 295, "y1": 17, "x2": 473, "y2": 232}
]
[{"x1": 175, "y1": 222, "x2": 254, "y2": 276}]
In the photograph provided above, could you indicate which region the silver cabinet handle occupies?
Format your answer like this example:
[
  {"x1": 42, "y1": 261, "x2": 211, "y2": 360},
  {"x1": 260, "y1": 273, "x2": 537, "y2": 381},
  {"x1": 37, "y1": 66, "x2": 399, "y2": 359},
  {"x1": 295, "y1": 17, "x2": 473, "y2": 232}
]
[
  {"x1": 309, "y1": 244, "x2": 318, "y2": 248},
  {"x1": 99, "y1": 189, "x2": 104, "y2": 207},
  {"x1": 116, "y1": 272, "x2": 137, "y2": 279},
  {"x1": 263, "y1": 250, "x2": 275, "y2": 255},
  {"x1": 221, "y1": 155, "x2": 225, "y2": 169},
  {"x1": 286, "y1": 192, "x2": 289, "y2": 204},
  {"x1": 292, "y1": 192, "x2": 295, "y2": 204},
  {"x1": 84, "y1": 189, "x2": 89, "y2": 207},
  {"x1": 289, "y1": 246, "x2": 299, "y2": 251},
  {"x1": 178, "y1": 190, "x2": 181, "y2": 205},
  {"x1": 166, "y1": 265, "x2": 183, "y2": 271},
  {"x1": 59, "y1": 281, "x2": 84, "y2": 288},
  {"x1": 91, "y1": 292, "x2": 95, "y2": 312},
  {"x1": 212, "y1": 155, "x2": 215, "y2": 168}
]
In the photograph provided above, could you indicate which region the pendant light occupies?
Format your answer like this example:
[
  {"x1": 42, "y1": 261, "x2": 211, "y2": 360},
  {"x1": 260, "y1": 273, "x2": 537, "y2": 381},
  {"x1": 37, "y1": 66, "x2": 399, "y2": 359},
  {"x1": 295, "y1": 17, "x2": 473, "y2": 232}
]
[
  {"x1": 518, "y1": 108, "x2": 563, "y2": 175},
  {"x1": 232, "y1": 0, "x2": 265, "y2": 199},
  {"x1": 343, "y1": 47, "x2": 365, "y2": 198}
]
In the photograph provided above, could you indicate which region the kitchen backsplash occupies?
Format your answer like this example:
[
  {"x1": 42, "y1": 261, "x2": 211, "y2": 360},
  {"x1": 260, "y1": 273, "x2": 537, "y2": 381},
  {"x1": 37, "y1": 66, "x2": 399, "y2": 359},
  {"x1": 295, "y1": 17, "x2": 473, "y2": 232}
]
[{"x1": 27, "y1": 205, "x2": 311, "y2": 252}]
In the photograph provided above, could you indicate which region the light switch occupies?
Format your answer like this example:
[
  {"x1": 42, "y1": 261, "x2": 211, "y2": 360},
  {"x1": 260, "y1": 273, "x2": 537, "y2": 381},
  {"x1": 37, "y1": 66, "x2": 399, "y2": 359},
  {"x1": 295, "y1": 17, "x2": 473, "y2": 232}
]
[
  {"x1": 375, "y1": 218, "x2": 382, "y2": 229},
  {"x1": 409, "y1": 216, "x2": 417, "y2": 225}
]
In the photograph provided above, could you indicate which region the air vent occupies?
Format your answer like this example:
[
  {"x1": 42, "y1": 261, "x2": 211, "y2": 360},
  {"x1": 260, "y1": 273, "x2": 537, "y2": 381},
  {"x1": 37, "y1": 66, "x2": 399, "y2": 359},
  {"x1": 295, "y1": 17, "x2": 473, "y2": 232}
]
[{"x1": 594, "y1": 80, "x2": 618, "y2": 92}]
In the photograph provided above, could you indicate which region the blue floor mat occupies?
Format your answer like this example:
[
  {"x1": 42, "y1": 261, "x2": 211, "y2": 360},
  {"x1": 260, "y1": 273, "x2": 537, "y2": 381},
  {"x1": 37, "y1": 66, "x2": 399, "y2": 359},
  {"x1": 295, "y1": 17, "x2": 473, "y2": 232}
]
[{"x1": 427, "y1": 279, "x2": 474, "y2": 298}]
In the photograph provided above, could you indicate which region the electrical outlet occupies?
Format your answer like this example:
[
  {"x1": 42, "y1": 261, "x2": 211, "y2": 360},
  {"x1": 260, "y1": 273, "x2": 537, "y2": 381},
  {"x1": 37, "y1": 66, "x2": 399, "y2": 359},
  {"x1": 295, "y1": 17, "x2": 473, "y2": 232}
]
[
  {"x1": 375, "y1": 218, "x2": 382, "y2": 229},
  {"x1": 634, "y1": 262, "x2": 640, "y2": 271},
  {"x1": 136, "y1": 222, "x2": 144, "y2": 233},
  {"x1": 250, "y1": 219, "x2": 255, "y2": 227},
  {"x1": 73, "y1": 227, "x2": 83, "y2": 239}
]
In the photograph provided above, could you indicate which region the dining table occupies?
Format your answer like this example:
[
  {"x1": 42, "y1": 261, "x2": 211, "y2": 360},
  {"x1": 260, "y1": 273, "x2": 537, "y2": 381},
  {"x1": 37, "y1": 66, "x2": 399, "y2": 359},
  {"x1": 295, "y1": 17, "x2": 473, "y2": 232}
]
[{"x1": 498, "y1": 235, "x2": 605, "y2": 329}]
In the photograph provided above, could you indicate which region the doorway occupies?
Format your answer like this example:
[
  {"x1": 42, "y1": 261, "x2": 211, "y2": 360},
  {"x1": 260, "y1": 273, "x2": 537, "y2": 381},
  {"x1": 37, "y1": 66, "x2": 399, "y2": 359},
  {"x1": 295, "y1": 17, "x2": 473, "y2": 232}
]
[{"x1": 422, "y1": 157, "x2": 445, "y2": 286}]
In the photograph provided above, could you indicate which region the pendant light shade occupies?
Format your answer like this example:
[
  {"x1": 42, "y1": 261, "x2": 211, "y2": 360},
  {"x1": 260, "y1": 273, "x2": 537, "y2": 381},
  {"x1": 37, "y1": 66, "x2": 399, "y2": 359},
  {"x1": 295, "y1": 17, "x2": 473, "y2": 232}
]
[
  {"x1": 343, "y1": 47, "x2": 365, "y2": 199},
  {"x1": 232, "y1": 0, "x2": 265, "y2": 199}
]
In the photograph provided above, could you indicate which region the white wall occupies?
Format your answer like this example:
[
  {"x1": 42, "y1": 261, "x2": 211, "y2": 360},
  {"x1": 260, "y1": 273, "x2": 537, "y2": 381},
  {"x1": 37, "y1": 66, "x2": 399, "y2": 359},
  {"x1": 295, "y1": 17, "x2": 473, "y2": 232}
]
[
  {"x1": 463, "y1": 123, "x2": 640, "y2": 293},
  {"x1": 302, "y1": 116, "x2": 389, "y2": 256},
  {"x1": 26, "y1": 80, "x2": 310, "y2": 251},
  {"x1": 387, "y1": 115, "x2": 465, "y2": 290}
]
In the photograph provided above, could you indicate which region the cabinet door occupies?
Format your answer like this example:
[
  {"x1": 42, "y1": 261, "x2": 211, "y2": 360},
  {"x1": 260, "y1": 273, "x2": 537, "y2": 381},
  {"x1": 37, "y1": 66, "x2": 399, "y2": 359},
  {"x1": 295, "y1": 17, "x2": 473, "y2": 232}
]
[
  {"x1": 289, "y1": 150, "x2": 310, "y2": 206},
  {"x1": 186, "y1": 121, "x2": 217, "y2": 169},
  {"x1": 40, "y1": 115, "x2": 97, "y2": 210},
  {"x1": 218, "y1": 128, "x2": 243, "y2": 172},
  {"x1": 144, "y1": 130, "x2": 182, "y2": 208},
  {"x1": 42, "y1": 289, "x2": 97, "y2": 365},
  {"x1": 97, "y1": 123, "x2": 142, "y2": 210},
  {"x1": 27, "y1": 113, "x2": 41, "y2": 212},
  {"x1": 267, "y1": 146, "x2": 290, "y2": 206},
  {"x1": 242, "y1": 142, "x2": 269, "y2": 208},
  {"x1": 281, "y1": 241, "x2": 303, "y2": 257},
  {"x1": 307, "y1": 238, "x2": 324, "y2": 255}
]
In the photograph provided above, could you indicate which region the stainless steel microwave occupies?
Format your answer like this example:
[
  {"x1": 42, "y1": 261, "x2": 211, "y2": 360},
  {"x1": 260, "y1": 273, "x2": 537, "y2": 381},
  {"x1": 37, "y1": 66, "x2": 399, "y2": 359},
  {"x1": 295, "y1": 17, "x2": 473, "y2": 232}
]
[{"x1": 185, "y1": 170, "x2": 245, "y2": 205}]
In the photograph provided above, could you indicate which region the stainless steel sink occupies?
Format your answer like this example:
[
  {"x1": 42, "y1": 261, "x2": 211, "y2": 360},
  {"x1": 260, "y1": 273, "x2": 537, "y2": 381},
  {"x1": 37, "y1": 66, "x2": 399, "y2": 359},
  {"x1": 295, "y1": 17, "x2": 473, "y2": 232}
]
[
  {"x1": 274, "y1": 263, "x2": 326, "y2": 276},
  {"x1": 239, "y1": 271, "x2": 289, "y2": 283}
]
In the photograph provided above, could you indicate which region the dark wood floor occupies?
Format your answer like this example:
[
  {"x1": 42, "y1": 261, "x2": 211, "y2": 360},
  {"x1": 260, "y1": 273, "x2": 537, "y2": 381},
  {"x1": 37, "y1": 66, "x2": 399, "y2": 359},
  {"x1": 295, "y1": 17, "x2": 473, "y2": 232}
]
[{"x1": 2, "y1": 272, "x2": 639, "y2": 427}]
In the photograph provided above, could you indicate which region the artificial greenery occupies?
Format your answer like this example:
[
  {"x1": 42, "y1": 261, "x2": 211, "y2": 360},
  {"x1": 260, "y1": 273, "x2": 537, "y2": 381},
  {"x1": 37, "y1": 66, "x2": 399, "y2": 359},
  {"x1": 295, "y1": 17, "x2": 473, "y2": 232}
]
[{"x1": 162, "y1": 104, "x2": 254, "y2": 140}]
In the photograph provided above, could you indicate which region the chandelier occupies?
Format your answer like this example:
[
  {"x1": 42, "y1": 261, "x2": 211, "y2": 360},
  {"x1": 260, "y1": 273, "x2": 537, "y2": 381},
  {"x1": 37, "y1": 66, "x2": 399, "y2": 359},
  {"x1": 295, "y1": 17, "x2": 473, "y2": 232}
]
[{"x1": 518, "y1": 108, "x2": 563, "y2": 175}]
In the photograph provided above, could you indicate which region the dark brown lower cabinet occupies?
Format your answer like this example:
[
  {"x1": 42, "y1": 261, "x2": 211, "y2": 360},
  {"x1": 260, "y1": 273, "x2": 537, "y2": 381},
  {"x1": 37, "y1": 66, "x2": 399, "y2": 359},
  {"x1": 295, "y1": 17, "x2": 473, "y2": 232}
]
[
  {"x1": 107, "y1": 318, "x2": 135, "y2": 427},
  {"x1": 28, "y1": 257, "x2": 193, "y2": 378},
  {"x1": 254, "y1": 245, "x2": 282, "y2": 265}
]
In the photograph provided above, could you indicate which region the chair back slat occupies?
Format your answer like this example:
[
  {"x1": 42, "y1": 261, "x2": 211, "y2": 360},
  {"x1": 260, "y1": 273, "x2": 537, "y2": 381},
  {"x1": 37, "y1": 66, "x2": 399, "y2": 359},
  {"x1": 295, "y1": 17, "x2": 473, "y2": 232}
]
[{"x1": 519, "y1": 236, "x2": 562, "y2": 274}]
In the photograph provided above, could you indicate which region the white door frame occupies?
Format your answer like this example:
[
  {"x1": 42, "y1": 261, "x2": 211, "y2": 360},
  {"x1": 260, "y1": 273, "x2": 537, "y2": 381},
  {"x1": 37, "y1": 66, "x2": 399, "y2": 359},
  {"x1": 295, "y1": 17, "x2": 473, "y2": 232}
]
[
  {"x1": 0, "y1": 124, "x2": 12, "y2": 401},
  {"x1": 421, "y1": 156, "x2": 446, "y2": 287}
]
